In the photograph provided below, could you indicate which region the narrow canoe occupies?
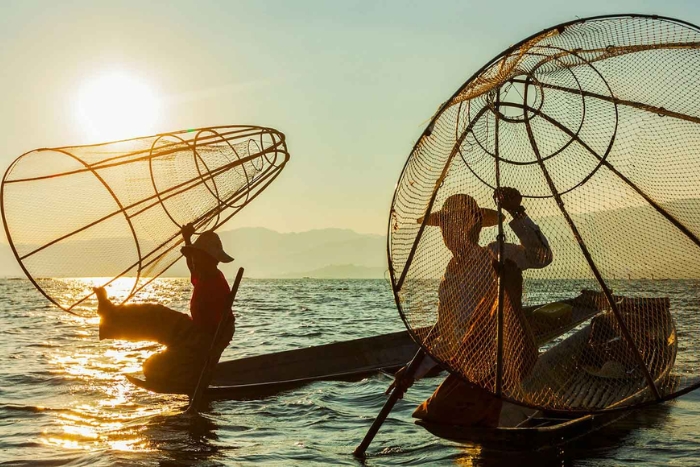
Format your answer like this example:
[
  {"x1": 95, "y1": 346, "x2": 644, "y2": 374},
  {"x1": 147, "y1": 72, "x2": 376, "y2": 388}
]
[
  {"x1": 126, "y1": 329, "x2": 417, "y2": 398},
  {"x1": 416, "y1": 406, "x2": 632, "y2": 451},
  {"x1": 415, "y1": 294, "x2": 677, "y2": 449}
]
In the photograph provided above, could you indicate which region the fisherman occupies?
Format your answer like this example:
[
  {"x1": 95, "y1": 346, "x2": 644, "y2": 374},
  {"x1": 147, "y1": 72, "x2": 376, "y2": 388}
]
[
  {"x1": 95, "y1": 223, "x2": 235, "y2": 393},
  {"x1": 388, "y1": 187, "x2": 552, "y2": 427}
]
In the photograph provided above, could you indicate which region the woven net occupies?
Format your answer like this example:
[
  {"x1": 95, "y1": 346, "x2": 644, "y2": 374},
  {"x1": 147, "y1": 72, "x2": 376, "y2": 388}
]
[
  {"x1": 1, "y1": 126, "x2": 289, "y2": 314},
  {"x1": 389, "y1": 15, "x2": 700, "y2": 413}
]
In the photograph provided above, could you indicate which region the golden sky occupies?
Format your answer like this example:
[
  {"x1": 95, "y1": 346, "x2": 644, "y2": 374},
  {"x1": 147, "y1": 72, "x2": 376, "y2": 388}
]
[{"x1": 2, "y1": 0, "x2": 700, "y2": 241}]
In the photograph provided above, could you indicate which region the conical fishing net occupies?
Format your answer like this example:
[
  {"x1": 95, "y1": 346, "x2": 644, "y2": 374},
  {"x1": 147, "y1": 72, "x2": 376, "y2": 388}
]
[
  {"x1": 1, "y1": 126, "x2": 289, "y2": 314},
  {"x1": 389, "y1": 14, "x2": 700, "y2": 413}
]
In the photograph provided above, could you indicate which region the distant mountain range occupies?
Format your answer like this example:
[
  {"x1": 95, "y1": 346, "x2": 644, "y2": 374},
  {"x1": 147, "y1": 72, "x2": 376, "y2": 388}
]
[
  {"x1": 0, "y1": 228, "x2": 388, "y2": 279},
  {"x1": 3, "y1": 197, "x2": 700, "y2": 280},
  {"x1": 0, "y1": 242, "x2": 22, "y2": 277},
  {"x1": 274, "y1": 264, "x2": 386, "y2": 279},
  {"x1": 390, "y1": 198, "x2": 700, "y2": 280},
  {"x1": 214, "y1": 228, "x2": 387, "y2": 279}
]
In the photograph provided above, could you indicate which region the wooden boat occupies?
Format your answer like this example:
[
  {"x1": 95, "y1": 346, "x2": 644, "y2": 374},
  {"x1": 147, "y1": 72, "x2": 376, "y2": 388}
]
[
  {"x1": 416, "y1": 294, "x2": 677, "y2": 450},
  {"x1": 126, "y1": 290, "x2": 609, "y2": 398},
  {"x1": 127, "y1": 329, "x2": 417, "y2": 398},
  {"x1": 417, "y1": 404, "x2": 632, "y2": 451}
]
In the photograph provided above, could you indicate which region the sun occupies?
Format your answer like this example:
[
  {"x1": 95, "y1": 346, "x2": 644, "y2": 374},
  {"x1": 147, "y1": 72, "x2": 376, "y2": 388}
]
[{"x1": 76, "y1": 72, "x2": 160, "y2": 142}]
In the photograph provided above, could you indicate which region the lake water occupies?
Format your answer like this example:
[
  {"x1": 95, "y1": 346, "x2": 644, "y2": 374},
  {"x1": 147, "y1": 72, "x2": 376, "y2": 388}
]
[{"x1": 1, "y1": 278, "x2": 699, "y2": 466}]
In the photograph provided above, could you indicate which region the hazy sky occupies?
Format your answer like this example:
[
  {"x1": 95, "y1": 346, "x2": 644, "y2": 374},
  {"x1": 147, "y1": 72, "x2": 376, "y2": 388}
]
[{"x1": 2, "y1": 0, "x2": 699, "y2": 240}]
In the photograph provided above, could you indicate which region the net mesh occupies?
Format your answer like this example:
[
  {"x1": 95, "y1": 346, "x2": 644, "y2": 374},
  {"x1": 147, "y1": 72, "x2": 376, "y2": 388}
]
[
  {"x1": 1, "y1": 126, "x2": 289, "y2": 314},
  {"x1": 389, "y1": 15, "x2": 700, "y2": 413}
]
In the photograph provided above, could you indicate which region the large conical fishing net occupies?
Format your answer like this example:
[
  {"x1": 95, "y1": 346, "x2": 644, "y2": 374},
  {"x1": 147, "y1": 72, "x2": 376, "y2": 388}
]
[
  {"x1": 389, "y1": 15, "x2": 700, "y2": 413},
  {"x1": 1, "y1": 126, "x2": 289, "y2": 314}
]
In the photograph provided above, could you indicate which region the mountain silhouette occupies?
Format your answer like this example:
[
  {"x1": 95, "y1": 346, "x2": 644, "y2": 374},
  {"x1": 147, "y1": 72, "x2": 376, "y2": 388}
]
[
  {"x1": 0, "y1": 228, "x2": 387, "y2": 279},
  {"x1": 3, "y1": 196, "x2": 700, "y2": 280}
]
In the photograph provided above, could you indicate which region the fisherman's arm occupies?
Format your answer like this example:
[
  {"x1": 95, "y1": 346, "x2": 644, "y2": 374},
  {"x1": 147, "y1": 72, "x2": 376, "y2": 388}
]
[
  {"x1": 181, "y1": 223, "x2": 196, "y2": 274},
  {"x1": 502, "y1": 214, "x2": 552, "y2": 269},
  {"x1": 494, "y1": 188, "x2": 552, "y2": 270},
  {"x1": 386, "y1": 355, "x2": 439, "y2": 397}
]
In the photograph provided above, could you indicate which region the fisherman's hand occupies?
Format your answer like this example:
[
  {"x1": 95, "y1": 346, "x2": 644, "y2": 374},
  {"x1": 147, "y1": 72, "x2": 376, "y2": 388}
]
[
  {"x1": 385, "y1": 365, "x2": 414, "y2": 399},
  {"x1": 494, "y1": 187, "x2": 523, "y2": 217},
  {"x1": 181, "y1": 223, "x2": 195, "y2": 244}
]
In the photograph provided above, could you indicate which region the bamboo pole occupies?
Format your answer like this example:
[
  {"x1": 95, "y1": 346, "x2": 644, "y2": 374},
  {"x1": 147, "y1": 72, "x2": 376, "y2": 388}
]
[
  {"x1": 353, "y1": 349, "x2": 426, "y2": 459},
  {"x1": 493, "y1": 89, "x2": 506, "y2": 397}
]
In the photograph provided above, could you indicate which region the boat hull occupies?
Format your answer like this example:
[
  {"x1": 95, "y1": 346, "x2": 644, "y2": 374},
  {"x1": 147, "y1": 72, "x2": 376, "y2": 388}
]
[
  {"x1": 415, "y1": 410, "x2": 632, "y2": 451},
  {"x1": 126, "y1": 329, "x2": 417, "y2": 398}
]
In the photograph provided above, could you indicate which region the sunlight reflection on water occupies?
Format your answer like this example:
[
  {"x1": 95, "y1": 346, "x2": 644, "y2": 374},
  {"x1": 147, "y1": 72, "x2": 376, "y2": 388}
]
[
  {"x1": 32, "y1": 279, "x2": 185, "y2": 454},
  {"x1": 0, "y1": 278, "x2": 699, "y2": 465}
]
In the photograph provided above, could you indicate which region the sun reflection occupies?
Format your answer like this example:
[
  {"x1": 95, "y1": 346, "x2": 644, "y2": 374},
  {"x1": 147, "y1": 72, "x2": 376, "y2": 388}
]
[
  {"x1": 454, "y1": 444, "x2": 484, "y2": 465},
  {"x1": 109, "y1": 439, "x2": 153, "y2": 452},
  {"x1": 62, "y1": 425, "x2": 99, "y2": 440},
  {"x1": 41, "y1": 429, "x2": 154, "y2": 453},
  {"x1": 42, "y1": 437, "x2": 93, "y2": 451},
  {"x1": 39, "y1": 277, "x2": 191, "y2": 453},
  {"x1": 39, "y1": 376, "x2": 173, "y2": 453}
]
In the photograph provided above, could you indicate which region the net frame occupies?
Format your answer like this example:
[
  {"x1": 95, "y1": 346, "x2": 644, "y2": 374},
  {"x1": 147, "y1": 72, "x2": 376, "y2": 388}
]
[
  {"x1": 1, "y1": 125, "x2": 289, "y2": 315},
  {"x1": 387, "y1": 14, "x2": 700, "y2": 414}
]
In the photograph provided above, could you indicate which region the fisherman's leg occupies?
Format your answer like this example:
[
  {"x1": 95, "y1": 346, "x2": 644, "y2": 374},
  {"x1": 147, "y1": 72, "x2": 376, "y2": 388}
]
[
  {"x1": 98, "y1": 298, "x2": 203, "y2": 348},
  {"x1": 210, "y1": 320, "x2": 235, "y2": 364},
  {"x1": 412, "y1": 374, "x2": 502, "y2": 427},
  {"x1": 186, "y1": 320, "x2": 235, "y2": 388},
  {"x1": 143, "y1": 348, "x2": 205, "y2": 391}
]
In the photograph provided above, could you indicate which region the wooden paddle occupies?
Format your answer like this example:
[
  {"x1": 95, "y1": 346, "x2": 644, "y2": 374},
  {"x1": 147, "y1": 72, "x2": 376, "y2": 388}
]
[
  {"x1": 185, "y1": 267, "x2": 245, "y2": 414},
  {"x1": 353, "y1": 349, "x2": 425, "y2": 458}
]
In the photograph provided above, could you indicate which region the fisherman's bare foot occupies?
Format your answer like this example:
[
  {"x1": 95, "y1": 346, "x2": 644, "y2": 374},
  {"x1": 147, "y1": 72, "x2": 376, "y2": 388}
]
[{"x1": 93, "y1": 287, "x2": 114, "y2": 316}]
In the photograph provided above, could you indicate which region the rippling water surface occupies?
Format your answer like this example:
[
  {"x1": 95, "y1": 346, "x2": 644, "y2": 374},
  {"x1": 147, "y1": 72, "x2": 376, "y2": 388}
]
[{"x1": 1, "y1": 278, "x2": 699, "y2": 466}]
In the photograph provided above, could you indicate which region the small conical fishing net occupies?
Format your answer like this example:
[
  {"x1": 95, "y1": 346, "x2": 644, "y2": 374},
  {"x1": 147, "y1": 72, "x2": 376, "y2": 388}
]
[
  {"x1": 389, "y1": 15, "x2": 700, "y2": 413},
  {"x1": 1, "y1": 126, "x2": 289, "y2": 314}
]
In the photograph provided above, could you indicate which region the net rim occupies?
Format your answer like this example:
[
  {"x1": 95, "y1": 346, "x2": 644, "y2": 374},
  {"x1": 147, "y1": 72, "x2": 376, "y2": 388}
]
[
  {"x1": 386, "y1": 13, "x2": 700, "y2": 412},
  {"x1": 25, "y1": 124, "x2": 281, "y2": 152},
  {"x1": 1, "y1": 148, "x2": 143, "y2": 315},
  {"x1": 1, "y1": 124, "x2": 290, "y2": 314}
]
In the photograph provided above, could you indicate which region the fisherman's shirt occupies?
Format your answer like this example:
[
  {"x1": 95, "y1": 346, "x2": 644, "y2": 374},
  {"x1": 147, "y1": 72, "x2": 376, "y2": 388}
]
[{"x1": 415, "y1": 215, "x2": 552, "y2": 378}]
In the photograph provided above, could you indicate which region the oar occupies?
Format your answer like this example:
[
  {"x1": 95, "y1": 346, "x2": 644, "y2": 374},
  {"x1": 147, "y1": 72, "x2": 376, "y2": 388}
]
[
  {"x1": 353, "y1": 349, "x2": 425, "y2": 459},
  {"x1": 185, "y1": 267, "x2": 244, "y2": 414}
]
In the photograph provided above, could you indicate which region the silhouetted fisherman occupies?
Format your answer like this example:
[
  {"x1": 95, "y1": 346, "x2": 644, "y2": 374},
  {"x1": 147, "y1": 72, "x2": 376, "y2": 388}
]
[
  {"x1": 388, "y1": 187, "x2": 552, "y2": 427},
  {"x1": 95, "y1": 224, "x2": 235, "y2": 393}
]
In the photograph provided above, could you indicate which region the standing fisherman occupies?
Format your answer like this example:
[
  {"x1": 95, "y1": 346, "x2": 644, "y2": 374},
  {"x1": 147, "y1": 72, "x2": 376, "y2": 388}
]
[
  {"x1": 95, "y1": 224, "x2": 235, "y2": 393},
  {"x1": 388, "y1": 187, "x2": 552, "y2": 427}
]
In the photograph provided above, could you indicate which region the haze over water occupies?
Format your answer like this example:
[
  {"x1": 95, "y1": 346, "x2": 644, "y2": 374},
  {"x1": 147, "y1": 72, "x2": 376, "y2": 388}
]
[{"x1": 0, "y1": 278, "x2": 699, "y2": 466}]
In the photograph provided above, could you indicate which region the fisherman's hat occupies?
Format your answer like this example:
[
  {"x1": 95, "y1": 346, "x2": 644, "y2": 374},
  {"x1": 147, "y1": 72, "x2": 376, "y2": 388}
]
[
  {"x1": 182, "y1": 230, "x2": 234, "y2": 263},
  {"x1": 419, "y1": 193, "x2": 500, "y2": 228}
]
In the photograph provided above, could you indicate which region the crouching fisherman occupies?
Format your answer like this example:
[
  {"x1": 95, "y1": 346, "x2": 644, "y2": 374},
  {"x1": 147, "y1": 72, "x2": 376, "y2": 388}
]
[{"x1": 96, "y1": 223, "x2": 235, "y2": 394}]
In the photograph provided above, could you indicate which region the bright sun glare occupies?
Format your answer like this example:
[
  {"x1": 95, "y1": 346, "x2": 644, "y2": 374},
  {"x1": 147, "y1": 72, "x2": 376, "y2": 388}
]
[{"x1": 76, "y1": 72, "x2": 160, "y2": 142}]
